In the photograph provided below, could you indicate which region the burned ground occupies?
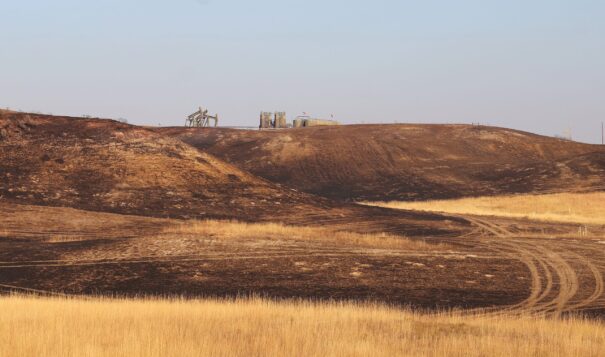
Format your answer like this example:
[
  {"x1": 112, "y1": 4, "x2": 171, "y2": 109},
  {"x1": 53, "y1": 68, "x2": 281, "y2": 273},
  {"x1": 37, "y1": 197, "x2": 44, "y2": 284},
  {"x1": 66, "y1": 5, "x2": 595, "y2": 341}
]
[
  {"x1": 2, "y1": 203, "x2": 605, "y2": 315},
  {"x1": 0, "y1": 203, "x2": 532, "y2": 310},
  {"x1": 3, "y1": 112, "x2": 605, "y2": 316},
  {"x1": 160, "y1": 124, "x2": 605, "y2": 201},
  {"x1": 0, "y1": 112, "x2": 469, "y2": 237},
  {"x1": 0, "y1": 112, "x2": 309, "y2": 221}
]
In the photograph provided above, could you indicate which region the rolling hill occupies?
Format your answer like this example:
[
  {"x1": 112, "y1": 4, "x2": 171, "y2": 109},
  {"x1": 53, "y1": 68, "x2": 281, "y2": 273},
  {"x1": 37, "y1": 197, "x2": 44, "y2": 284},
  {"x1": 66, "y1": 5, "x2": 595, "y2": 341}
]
[
  {"x1": 160, "y1": 124, "x2": 605, "y2": 201},
  {"x1": 0, "y1": 112, "x2": 468, "y2": 237},
  {"x1": 3, "y1": 112, "x2": 605, "y2": 315},
  {"x1": 0, "y1": 111, "x2": 322, "y2": 221}
]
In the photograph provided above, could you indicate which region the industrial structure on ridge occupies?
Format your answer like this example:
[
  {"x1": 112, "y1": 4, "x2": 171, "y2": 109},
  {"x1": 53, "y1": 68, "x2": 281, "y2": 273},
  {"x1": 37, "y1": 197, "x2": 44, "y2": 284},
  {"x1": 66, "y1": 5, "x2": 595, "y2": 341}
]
[
  {"x1": 185, "y1": 106, "x2": 340, "y2": 129},
  {"x1": 185, "y1": 107, "x2": 218, "y2": 127},
  {"x1": 259, "y1": 112, "x2": 340, "y2": 129}
]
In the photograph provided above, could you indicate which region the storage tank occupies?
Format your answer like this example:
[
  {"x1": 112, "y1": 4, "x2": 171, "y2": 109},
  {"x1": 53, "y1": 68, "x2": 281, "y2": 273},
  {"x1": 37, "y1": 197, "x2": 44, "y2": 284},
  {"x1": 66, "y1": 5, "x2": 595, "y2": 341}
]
[
  {"x1": 259, "y1": 112, "x2": 273, "y2": 129},
  {"x1": 274, "y1": 112, "x2": 287, "y2": 128}
]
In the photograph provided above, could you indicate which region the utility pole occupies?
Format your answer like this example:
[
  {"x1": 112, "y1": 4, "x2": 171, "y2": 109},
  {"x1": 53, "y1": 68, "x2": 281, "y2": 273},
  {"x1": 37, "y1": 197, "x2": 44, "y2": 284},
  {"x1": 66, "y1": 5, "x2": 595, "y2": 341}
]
[{"x1": 602, "y1": 122, "x2": 604, "y2": 145}]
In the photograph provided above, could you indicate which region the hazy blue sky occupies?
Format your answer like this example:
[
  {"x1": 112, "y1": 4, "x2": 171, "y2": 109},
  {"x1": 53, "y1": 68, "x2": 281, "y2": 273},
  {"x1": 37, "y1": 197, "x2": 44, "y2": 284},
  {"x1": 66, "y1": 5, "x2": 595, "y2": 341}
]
[{"x1": 1, "y1": 0, "x2": 604, "y2": 143}]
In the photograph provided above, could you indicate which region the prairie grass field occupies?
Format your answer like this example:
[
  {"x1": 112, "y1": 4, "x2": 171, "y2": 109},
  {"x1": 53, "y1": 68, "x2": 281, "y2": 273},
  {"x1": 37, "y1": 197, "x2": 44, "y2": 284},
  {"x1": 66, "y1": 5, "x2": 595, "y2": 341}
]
[
  {"x1": 366, "y1": 192, "x2": 605, "y2": 225},
  {"x1": 1, "y1": 295, "x2": 605, "y2": 357},
  {"x1": 164, "y1": 219, "x2": 436, "y2": 250}
]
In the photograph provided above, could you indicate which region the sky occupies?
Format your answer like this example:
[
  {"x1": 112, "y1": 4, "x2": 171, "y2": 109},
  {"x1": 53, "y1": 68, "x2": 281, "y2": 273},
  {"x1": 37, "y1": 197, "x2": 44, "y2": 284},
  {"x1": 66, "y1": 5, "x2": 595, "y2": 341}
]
[{"x1": 1, "y1": 0, "x2": 604, "y2": 143}]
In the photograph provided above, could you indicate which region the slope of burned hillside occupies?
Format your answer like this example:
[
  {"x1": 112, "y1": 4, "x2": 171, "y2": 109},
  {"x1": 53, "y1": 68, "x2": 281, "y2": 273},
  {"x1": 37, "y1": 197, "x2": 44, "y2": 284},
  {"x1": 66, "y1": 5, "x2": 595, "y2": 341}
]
[
  {"x1": 0, "y1": 112, "x2": 469, "y2": 237},
  {"x1": 0, "y1": 112, "x2": 321, "y2": 221},
  {"x1": 160, "y1": 124, "x2": 605, "y2": 201},
  {"x1": 472, "y1": 151, "x2": 605, "y2": 195}
]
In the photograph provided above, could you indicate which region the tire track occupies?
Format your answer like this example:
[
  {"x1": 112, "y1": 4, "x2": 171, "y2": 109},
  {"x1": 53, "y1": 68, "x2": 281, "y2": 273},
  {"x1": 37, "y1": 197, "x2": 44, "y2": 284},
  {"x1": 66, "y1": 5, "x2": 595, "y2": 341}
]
[
  {"x1": 566, "y1": 251, "x2": 604, "y2": 311},
  {"x1": 456, "y1": 217, "x2": 548, "y2": 313},
  {"x1": 467, "y1": 217, "x2": 576, "y2": 316},
  {"x1": 460, "y1": 215, "x2": 603, "y2": 316}
]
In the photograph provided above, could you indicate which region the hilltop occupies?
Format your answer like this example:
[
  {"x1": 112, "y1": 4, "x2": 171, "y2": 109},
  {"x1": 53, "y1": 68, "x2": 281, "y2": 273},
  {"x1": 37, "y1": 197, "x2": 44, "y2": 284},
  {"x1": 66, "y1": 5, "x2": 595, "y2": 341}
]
[{"x1": 160, "y1": 124, "x2": 605, "y2": 201}]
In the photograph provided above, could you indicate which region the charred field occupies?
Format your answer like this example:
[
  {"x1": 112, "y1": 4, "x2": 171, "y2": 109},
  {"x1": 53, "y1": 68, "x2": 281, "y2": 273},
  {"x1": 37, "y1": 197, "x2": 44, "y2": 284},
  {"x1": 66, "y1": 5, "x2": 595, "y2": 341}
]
[{"x1": 2, "y1": 110, "x2": 605, "y2": 316}]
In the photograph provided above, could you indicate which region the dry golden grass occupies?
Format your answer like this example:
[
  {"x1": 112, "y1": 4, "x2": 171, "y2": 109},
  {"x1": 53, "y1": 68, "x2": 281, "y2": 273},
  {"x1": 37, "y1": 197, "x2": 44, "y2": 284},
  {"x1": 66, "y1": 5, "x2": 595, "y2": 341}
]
[
  {"x1": 164, "y1": 219, "x2": 437, "y2": 250},
  {"x1": 366, "y1": 192, "x2": 605, "y2": 225},
  {"x1": 46, "y1": 235, "x2": 89, "y2": 243},
  {"x1": 1, "y1": 295, "x2": 604, "y2": 357}
]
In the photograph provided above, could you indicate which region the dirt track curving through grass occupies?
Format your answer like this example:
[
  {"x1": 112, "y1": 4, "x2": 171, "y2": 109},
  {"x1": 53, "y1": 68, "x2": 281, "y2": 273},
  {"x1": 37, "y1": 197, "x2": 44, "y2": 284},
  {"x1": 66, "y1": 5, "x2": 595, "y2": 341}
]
[{"x1": 460, "y1": 215, "x2": 604, "y2": 316}]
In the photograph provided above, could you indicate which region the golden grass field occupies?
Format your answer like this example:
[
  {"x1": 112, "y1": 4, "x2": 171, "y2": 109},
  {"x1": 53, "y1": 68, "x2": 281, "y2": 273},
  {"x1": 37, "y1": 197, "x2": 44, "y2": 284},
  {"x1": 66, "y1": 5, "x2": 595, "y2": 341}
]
[
  {"x1": 164, "y1": 219, "x2": 437, "y2": 250},
  {"x1": 1, "y1": 295, "x2": 604, "y2": 357},
  {"x1": 366, "y1": 192, "x2": 605, "y2": 225}
]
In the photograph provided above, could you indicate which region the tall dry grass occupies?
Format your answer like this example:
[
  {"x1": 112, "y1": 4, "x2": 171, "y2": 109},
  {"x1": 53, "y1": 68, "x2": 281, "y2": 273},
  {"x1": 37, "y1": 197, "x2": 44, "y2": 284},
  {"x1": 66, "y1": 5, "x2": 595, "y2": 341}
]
[
  {"x1": 0, "y1": 295, "x2": 604, "y2": 357},
  {"x1": 366, "y1": 192, "x2": 605, "y2": 225},
  {"x1": 164, "y1": 219, "x2": 438, "y2": 250}
]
